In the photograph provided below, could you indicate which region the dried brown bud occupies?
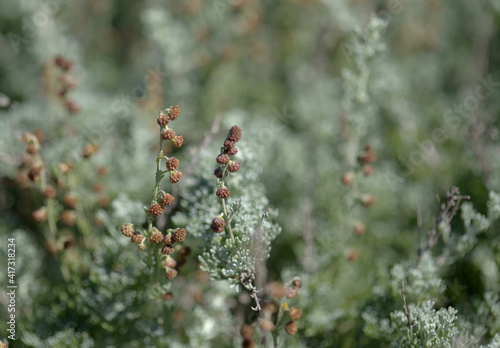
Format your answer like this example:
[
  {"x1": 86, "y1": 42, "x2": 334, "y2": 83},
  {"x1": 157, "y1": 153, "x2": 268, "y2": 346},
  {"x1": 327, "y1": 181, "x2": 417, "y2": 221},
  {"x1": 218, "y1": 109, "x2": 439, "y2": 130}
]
[
  {"x1": 259, "y1": 319, "x2": 274, "y2": 332},
  {"x1": 216, "y1": 187, "x2": 230, "y2": 199},
  {"x1": 166, "y1": 157, "x2": 180, "y2": 171},
  {"x1": 66, "y1": 101, "x2": 80, "y2": 114},
  {"x1": 228, "y1": 161, "x2": 241, "y2": 173},
  {"x1": 224, "y1": 139, "x2": 235, "y2": 148},
  {"x1": 172, "y1": 228, "x2": 186, "y2": 243},
  {"x1": 225, "y1": 147, "x2": 238, "y2": 156},
  {"x1": 240, "y1": 324, "x2": 254, "y2": 339},
  {"x1": 63, "y1": 193, "x2": 77, "y2": 209},
  {"x1": 285, "y1": 321, "x2": 298, "y2": 335},
  {"x1": 149, "y1": 229, "x2": 164, "y2": 243},
  {"x1": 162, "y1": 292, "x2": 174, "y2": 301},
  {"x1": 121, "y1": 223, "x2": 134, "y2": 237},
  {"x1": 228, "y1": 125, "x2": 242, "y2": 142},
  {"x1": 162, "y1": 129, "x2": 176, "y2": 141},
  {"x1": 168, "y1": 105, "x2": 180, "y2": 120},
  {"x1": 160, "y1": 193, "x2": 175, "y2": 206},
  {"x1": 169, "y1": 170, "x2": 183, "y2": 183},
  {"x1": 32, "y1": 208, "x2": 47, "y2": 222},
  {"x1": 131, "y1": 233, "x2": 144, "y2": 244},
  {"x1": 291, "y1": 277, "x2": 302, "y2": 289},
  {"x1": 216, "y1": 154, "x2": 230, "y2": 164},
  {"x1": 165, "y1": 268, "x2": 178, "y2": 279},
  {"x1": 242, "y1": 339, "x2": 256, "y2": 348},
  {"x1": 211, "y1": 216, "x2": 225, "y2": 233},
  {"x1": 289, "y1": 307, "x2": 302, "y2": 321},
  {"x1": 163, "y1": 256, "x2": 177, "y2": 269},
  {"x1": 148, "y1": 203, "x2": 164, "y2": 216},
  {"x1": 171, "y1": 135, "x2": 184, "y2": 148},
  {"x1": 60, "y1": 210, "x2": 76, "y2": 226},
  {"x1": 42, "y1": 185, "x2": 57, "y2": 199},
  {"x1": 162, "y1": 245, "x2": 175, "y2": 255},
  {"x1": 214, "y1": 167, "x2": 223, "y2": 179},
  {"x1": 157, "y1": 111, "x2": 170, "y2": 126}
]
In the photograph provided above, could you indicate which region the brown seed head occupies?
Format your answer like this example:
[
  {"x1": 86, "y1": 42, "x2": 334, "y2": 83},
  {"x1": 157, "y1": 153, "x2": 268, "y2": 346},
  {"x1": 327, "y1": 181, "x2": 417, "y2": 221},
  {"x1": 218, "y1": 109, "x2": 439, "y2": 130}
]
[
  {"x1": 240, "y1": 324, "x2": 254, "y2": 339},
  {"x1": 211, "y1": 216, "x2": 225, "y2": 233},
  {"x1": 168, "y1": 105, "x2": 180, "y2": 120},
  {"x1": 228, "y1": 161, "x2": 241, "y2": 173},
  {"x1": 60, "y1": 210, "x2": 76, "y2": 227},
  {"x1": 148, "y1": 203, "x2": 164, "y2": 216},
  {"x1": 131, "y1": 233, "x2": 144, "y2": 244},
  {"x1": 285, "y1": 321, "x2": 298, "y2": 336},
  {"x1": 149, "y1": 229, "x2": 164, "y2": 243},
  {"x1": 160, "y1": 193, "x2": 175, "y2": 206},
  {"x1": 216, "y1": 154, "x2": 230, "y2": 164},
  {"x1": 165, "y1": 268, "x2": 178, "y2": 279},
  {"x1": 228, "y1": 125, "x2": 242, "y2": 142},
  {"x1": 162, "y1": 129, "x2": 176, "y2": 141},
  {"x1": 157, "y1": 111, "x2": 170, "y2": 126},
  {"x1": 171, "y1": 135, "x2": 184, "y2": 148},
  {"x1": 166, "y1": 157, "x2": 180, "y2": 171},
  {"x1": 289, "y1": 307, "x2": 302, "y2": 321},
  {"x1": 162, "y1": 244, "x2": 175, "y2": 255},
  {"x1": 169, "y1": 170, "x2": 183, "y2": 183},
  {"x1": 42, "y1": 186, "x2": 57, "y2": 199},
  {"x1": 32, "y1": 208, "x2": 47, "y2": 222},
  {"x1": 172, "y1": 228, "x2": 187, "y2": 243},
  {"x1": 216, "y1": 187, "x2": 230, "y2": 199},
  {"x1": 63, "y1": 193, "x2": 77, "y2": 209},
  {"x1": 121, "y1": 223, "x2": 134, "y2": 237}
]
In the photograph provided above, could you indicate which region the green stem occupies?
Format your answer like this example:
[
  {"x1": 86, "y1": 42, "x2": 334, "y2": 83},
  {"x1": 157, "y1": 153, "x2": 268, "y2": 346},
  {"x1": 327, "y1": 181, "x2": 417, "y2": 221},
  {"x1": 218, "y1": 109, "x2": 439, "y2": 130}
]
[{"x1": 222, "y1": 198, "x2": 235, "y2": 245}]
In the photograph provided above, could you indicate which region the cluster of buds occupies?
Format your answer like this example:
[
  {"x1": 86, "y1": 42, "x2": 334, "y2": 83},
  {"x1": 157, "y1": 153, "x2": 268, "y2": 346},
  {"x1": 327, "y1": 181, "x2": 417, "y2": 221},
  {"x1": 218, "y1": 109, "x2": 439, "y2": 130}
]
[
  {"x1": 53, "y1": 55, "x2": 79, "y2": 114},
  {"x1": 210, "y1": 126, "x2": 242, "y2": 238},
  {"x1": 18, "y1": 132, "x2": 43, "y2": 187},
  {"x1": 245, "y1": 277, "x2": 302, "y2": 344},
  {"x1": 121, "y1": 106, "x2": 187, "y2": 281},
  {"x1": 340, "y1": 144, "x2": 378, "y2": 238}
]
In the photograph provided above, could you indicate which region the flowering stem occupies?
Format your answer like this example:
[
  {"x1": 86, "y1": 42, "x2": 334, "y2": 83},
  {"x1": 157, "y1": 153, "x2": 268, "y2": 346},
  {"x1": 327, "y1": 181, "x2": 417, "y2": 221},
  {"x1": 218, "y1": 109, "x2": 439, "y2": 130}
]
[{"x1": 222, "y1": 198, "x2": 235, "y2": 245}]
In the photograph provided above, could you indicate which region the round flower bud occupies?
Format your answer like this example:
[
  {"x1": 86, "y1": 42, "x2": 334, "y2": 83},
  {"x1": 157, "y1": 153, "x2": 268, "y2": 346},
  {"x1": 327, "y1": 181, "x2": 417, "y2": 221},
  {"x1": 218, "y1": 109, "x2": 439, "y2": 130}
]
[
  {"x1": 171, "y1": 135, "x2": 184, "y2": 148},
  {"x1": 157, "y1": 111, "x2": 170, "y2": 126},
  {"x1": 165, "y1": 268, "x2": 178, "y2": 279},
  {"x1": 166, "y1": 157, "x2": 180, "y2": 171},
  {"x1": 162, "y1": 244, "x2": 175, "y2": 255},
  {"x1": 149, "y1": 229, "x2": 164, "y2": 243},
  {"x1": 291, "y1": 277, "x2": 302, "y2": 289},
  {"x1": 63, "y1": 193, "x2": 77, "y2": 209},
  {"x1": 161, "y1": 292, "x2": 174, "y2": 301},
  {"x1": 228, "y1": 161, "x2": 241, "y2": 173},
  {"x1": 163, "y1": 256, "x2": 177, "y2": 269},
  {"x1": 60, "y1": 210, "x2": 76, "y2": 226},
  {"x1": 341, "y1": 172, "x2": 354, "y2": 186},
  {"x1": 361, "y1": 194, "x2": 376, "y2": 207},
  {"x1": 168, "y1": 105, "x2": 180, "y2": 120},
  {"x1": 121, "y1": 223, "x2": 134, "y2": 237},
  {"x1": 211, "y1": 216, "x2": 225, "y2": 233},
  {"x1": 160, "y1": 193, "x2": 175, "y2": 206},
  {"x1": 148, "y1": 203, "x2": 164, "y2": 216},
  {"x1": 353, "y1": 221, "x2": 366, "y2": 235},
  {"x1": 242, "y1": 339, "x2": 256, "y2": 348},
  {"x1": 228, "y1": 125, "x2": 242, "y2": 142},
  {"x1": 285, "y1": 321, "x2": 298, "y2": 336},
  {"x1": 131, "y1": 233, "x2": 144, "y2": 244},
  {"x1": 216, "y1": 154, "x2": 230, "y2": 164},
  {"x1": 172, "y1": 228, "x2": 186, "y2": 243},
  {"x1": 259, "y1": 319, "x2": 274, "y2": 332},
  {"x1": 225, "y1": 147, "x2": 238, "y2": 156},
  {"x1": 162, "y1": 129, "x2": 176, "y2": 141},
  {"x1": 289, "y1": 307, "x2": 302, "y2": 321},
  {"x1": 164, "y1": 234, "x2": 172, "y2": 245},
  {"x1": 216, "y1": 187, "x2": 230, "y2": 199},
  {"x1": 214, "y1": 167, "x2": 223, "y2": 179},
  {"x1": 42, "y1": 185, "x2": 57, "y2": 199},
  {"x1": 32, "y1": 208, "x2": 47, "y2": 222},
  {"x1": 224, "y1": 139, "x2": 235, "y2": 148},
  {"x1": 240, "y1": 324, "x2": 254, "y2": 339},
  {"x1": 169, "y1": 170, "x2": 183, "y2": 183},
  {"x1": 362, "y1": 164, "x2": 374, "y2": 176}
]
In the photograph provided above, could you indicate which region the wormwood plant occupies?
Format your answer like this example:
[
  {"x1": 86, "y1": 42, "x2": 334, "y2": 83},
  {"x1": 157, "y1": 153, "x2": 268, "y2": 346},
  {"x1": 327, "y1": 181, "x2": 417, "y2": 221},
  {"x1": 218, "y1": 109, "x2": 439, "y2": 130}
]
[{"x1": 120, "y1": 105, "x2": 187, "y2": 286}]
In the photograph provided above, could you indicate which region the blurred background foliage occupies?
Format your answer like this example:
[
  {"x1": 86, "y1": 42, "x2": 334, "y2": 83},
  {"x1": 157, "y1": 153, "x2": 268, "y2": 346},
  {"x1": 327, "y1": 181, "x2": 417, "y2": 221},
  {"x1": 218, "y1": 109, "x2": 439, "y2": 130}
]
[{"x1": 1, "y1": 0, "x2": 500, "y2": 347}]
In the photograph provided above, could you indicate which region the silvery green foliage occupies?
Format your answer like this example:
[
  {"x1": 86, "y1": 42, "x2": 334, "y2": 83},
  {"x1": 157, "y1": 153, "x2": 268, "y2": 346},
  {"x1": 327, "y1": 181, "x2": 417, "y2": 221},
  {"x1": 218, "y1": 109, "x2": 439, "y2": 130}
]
[
  {"x1": 172, "y1": 138, "x2": 281, "y2": 289},
  {"x1": 390, "y1": 255, "x2": 445, "y2": 303},
  {"x1": 21, "y1": 328, "x2": 94, "y2": 348}
]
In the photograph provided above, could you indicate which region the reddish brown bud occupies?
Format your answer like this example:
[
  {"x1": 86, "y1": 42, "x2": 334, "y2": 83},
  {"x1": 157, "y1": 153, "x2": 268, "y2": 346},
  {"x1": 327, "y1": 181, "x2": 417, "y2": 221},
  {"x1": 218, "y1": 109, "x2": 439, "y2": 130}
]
[
  {"x1": 225, "y1": 147, "x2": 238, "y2": 156},
  {"x1": 361, "y1": 194, "x2": 375, "y2": 207},
  {"x1": 160, "y1": 193, "x2": 175, "y2": 206},
  {"x1": 157, "y1": 111, "x2": 170, "y2": 126},
  {"x1": 171, "y1": 135, "x2": 184, "y2": 148},
  {"x1": 162, "y1": 129, "x2": 176, "y2": 141},
  {"x1": 228, "y1": 161, "x2": 241, "y2": 173},
  {"x1": 60, "y1": 210, "x2": 76, "y2": 226},
  {"x1": 63, "y1": 193, "x2": 77, "y2": 209},
  {"x1": 42, "y1": 186, "x2": 57, "y2": 199},
  {"x1": 216, "y1": 154, "x2": 230, "y2": 164},
  {"x1": 166, "y1": 157, "x2": 180, "y2": 171},
  {"x1": 348, "y1": 249, "x2": 360, "y2": 261},
  {"x1": 168, "y1": 105, "x2": 180, "y2": 120},
  {"x1": 121, "y1": 223, "x2": 134, "y2": 237},
  {"x1": 164, "y1": 234, "x2": 172, "y2": 245},
  {"x1": 131, "y1": 233, "x2": 144, "y2": 244},
  {"x1": 216, "y1": 187, "x2": 230, "y2": 199},
  {"x1": 148, "y1": 203, "x2": 164, "y2": 216},
  {"x1": 162, "y1": 245, "x2": 175, "y2": 255},
  {"x1": 242, "y1": 339, "x2": 256, "y2": 348},
  {"x1": 214, "y1": 167, "x2": 223, "y2": 179},
  {"x1": 224, "y1": 139, "x2": 235, "y2": 148},
  {"x1": 240, "y1": 324, "x2": 254, "y2": 339},
  {"x1": 82, "y1": 144, "x2": 99, "y2": 158},
  {"x1": 228, "y1": 125, "x2": 242, "y2": 142},
  {"x1": 172, "y1": 228, "x2": 186, "y2": 243},
  {"x1": 362, "y1": 165, "x2": 374, "y2": 176},
  {"x1": 32, "y1": 208, "x2": 47, "y2": 222},
  {"x1": 211, "y1": 216, "x2": 225, "y2": 233},
  {"x1": 341, "y1": 172, "x2": 354, "y2": 185},
  {"x1": 289, "y1": 307, "x2": 302, "y2": 321},
  {"x1": 285, "y1": 321, "x2": 298, "y2": 335},
  {"x1": 66, "y1": 101, "x2": 80, "y2": 114},
  {"x1": 353, "y1": 222, "x2": 366, "y2": 235},
  {"x1": 149, "y1": 229, "x2": 164, "y2": 243},
  {"x1": 165, "y1": 268, "x2": 178, "y2": 279},
  {"x1": 163, "y1": 256, "x2": 177, "y2": 269},
  {"x1": 169, "y1": 170, "x2": 183, "y2": 183},
  {"x1": 161, "y1": 292, "x2": 174, "y2": 301}
]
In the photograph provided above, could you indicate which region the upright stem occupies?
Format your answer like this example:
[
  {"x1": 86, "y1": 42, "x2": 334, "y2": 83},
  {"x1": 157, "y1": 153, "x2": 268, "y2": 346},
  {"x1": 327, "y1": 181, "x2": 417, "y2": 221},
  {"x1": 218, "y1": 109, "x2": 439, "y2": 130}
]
[{"x1": 222, "y1": 198, "x2": 235, "y2": 245}]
